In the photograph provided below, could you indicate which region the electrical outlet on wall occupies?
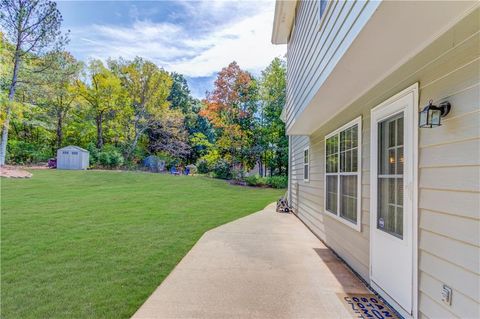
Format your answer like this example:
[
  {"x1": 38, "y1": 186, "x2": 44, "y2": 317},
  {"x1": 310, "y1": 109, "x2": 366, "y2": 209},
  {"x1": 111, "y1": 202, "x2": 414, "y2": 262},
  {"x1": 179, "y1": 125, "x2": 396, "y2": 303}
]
[{"x1": 441, "y1": 285, "x2": 452, "y2": 306}]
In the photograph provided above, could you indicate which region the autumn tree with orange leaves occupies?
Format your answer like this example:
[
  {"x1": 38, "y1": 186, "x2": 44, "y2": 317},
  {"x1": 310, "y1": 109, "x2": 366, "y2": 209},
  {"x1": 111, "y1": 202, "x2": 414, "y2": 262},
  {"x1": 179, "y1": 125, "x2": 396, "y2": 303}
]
[{"x1": 200, "y1": 62, "x2": 258, "y2": 171}]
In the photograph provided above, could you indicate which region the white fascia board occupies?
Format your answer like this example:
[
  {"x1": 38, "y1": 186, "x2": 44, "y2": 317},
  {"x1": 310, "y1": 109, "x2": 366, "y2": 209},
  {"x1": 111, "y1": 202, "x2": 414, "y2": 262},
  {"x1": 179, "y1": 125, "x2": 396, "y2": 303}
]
[{"x1": 272, "y1": 0, "x2": 297, "y2": 45}]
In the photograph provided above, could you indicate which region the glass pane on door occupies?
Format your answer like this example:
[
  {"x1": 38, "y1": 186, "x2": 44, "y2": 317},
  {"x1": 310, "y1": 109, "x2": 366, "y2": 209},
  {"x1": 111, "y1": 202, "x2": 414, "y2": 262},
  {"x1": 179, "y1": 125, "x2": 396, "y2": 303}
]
[{"x1": 377, "y1": 114, "x2": 404, "y2": 239}]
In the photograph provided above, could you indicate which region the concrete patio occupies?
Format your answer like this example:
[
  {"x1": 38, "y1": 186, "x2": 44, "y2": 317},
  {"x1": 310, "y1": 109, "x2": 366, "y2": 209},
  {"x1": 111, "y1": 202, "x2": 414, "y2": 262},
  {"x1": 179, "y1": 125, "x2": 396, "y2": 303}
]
[{"x1": 133, "y1": 203, "x2": 372, "y2": 318}]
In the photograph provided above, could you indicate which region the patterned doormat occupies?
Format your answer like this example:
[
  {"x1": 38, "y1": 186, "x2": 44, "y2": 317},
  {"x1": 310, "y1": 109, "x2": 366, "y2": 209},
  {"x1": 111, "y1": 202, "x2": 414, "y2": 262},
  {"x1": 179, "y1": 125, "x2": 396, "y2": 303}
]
[{"x1": 337, "y1": 293, "x2": 402, "y2": 319}]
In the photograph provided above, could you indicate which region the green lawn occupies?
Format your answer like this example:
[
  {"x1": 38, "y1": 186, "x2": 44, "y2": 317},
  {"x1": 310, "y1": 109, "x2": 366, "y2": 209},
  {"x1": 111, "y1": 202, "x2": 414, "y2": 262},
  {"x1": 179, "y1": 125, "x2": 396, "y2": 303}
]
[{"x1": 1, "y1": 170, "x2": 283, "y2": 318}]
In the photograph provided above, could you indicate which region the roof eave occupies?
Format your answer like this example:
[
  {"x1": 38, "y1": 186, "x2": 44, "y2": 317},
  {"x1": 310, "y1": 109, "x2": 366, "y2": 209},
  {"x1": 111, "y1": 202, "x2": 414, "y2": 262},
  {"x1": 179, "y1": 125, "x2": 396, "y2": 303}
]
[{"x1": 271, "y1": 0, "x2": 297, "y2": 45}]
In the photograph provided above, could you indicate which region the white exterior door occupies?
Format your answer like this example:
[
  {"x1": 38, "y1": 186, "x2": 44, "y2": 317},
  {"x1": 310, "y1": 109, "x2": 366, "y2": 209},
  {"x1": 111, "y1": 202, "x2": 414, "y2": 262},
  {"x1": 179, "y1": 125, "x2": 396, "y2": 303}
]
[{"x1": 370, "y1": 84, "x2": 418, "y2": 317}]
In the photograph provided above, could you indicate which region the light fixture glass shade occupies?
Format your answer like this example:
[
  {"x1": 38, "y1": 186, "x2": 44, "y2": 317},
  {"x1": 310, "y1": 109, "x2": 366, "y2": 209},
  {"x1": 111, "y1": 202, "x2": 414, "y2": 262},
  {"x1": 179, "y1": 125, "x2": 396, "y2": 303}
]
[
  {"x1": 419, "y1": 101, "x2": 448, "y2": 128},
  {"x1": 419, "y1": 108, "x2": 429, "y2": 128},
  {"x1": 430, "y1": 108, "x2": 441, "y2": 126}
]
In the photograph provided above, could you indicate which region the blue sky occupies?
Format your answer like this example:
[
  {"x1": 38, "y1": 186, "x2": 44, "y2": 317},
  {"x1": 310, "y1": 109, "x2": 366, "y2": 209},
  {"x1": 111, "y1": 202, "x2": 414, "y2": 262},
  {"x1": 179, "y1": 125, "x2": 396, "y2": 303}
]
[{"x1": 57, "y1": 0, "x2": 286, "y2": 98}]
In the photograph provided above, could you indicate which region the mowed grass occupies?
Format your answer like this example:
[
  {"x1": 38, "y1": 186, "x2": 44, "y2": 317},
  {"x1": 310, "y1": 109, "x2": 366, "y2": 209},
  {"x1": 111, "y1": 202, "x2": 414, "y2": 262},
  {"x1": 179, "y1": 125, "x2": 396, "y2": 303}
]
[{"x1": 1, "y1": 170, "x2": 284, "y2": 318}]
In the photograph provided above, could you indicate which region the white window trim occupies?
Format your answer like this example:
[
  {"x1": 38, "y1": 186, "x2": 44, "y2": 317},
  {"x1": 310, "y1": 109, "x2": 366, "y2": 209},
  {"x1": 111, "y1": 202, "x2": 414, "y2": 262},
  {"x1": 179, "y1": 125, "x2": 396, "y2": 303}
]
[
  {"x1": 323, "y1": 116, "x2": 362, "y2": 232},
  {"x1": 317, "y1": 0, "x2": 334, "y2": 32},
  {"x1": 303, "y1": 146, "x2": 310, "y2": 182}
]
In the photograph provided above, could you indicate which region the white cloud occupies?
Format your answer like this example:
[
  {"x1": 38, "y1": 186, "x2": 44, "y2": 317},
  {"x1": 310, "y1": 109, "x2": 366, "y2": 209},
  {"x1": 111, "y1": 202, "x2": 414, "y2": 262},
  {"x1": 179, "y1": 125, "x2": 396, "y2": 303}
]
[
  {"x1": 169, "y1": 9, "x2": 286, "y2": 77},
  {"x1": 70, "y1": 0, "x2": 286, "y2": 78}
]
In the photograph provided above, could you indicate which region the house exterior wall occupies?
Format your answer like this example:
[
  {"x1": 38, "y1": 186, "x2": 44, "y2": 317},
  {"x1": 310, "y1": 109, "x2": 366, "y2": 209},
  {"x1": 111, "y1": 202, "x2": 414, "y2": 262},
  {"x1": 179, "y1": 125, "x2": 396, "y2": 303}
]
[
  {"x1": 288, "y1": 6, "x2": 479, "y2": 319},
  {"x1": 285, "y1": 0, "x2": 380, "y2": 131}
]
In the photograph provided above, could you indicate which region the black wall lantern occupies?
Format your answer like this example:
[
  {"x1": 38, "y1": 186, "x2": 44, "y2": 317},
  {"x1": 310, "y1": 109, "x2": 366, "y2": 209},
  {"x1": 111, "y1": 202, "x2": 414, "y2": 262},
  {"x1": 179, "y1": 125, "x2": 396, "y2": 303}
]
[{"x1": 419, "y1": 100, "x2": 451, "y2": 128}]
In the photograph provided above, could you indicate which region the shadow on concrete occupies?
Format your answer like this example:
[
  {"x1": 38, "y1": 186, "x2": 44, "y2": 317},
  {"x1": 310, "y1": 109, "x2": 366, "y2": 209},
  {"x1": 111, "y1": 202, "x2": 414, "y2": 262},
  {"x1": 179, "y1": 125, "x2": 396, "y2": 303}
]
[{"x1": 313, "y1": 247, "x2": 370, "y2": 292}]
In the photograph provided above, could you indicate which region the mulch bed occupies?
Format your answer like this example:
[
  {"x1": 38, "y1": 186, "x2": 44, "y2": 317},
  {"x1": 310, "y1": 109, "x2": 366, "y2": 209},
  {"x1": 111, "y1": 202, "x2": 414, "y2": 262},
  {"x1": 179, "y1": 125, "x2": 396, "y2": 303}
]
[{"x1": 0, "y1": 165, "x2": 38, "y2": 178}]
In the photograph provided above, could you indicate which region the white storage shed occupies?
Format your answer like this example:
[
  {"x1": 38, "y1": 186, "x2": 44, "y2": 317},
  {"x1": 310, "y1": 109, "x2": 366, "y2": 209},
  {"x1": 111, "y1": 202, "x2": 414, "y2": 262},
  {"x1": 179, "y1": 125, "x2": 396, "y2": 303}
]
[{"x1": 57, "y1": 146, "x2": 89, "y2": 170}]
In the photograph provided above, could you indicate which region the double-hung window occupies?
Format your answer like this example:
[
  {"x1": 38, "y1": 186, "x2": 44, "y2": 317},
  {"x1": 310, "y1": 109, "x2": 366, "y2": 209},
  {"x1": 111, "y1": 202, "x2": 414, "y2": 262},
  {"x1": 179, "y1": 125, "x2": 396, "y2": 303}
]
[
  {"x1": 303, "y1": 147, "x2": 310, "y2": 182},
  {"x1": 325, "y1": 117, "x2": 362, "y2": 230}
]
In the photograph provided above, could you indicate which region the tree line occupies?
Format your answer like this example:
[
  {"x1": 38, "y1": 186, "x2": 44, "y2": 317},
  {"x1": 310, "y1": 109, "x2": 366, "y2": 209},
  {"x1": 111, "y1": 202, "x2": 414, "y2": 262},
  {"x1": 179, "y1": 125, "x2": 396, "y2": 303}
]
[{"x1": 0, "y1": 0, "x2": 287, "y2": 180}]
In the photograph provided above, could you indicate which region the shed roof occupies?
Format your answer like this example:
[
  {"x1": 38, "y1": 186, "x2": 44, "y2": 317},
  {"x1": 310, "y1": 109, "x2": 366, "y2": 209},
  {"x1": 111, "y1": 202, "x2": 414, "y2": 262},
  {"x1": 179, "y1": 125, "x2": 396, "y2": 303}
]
[{"x1": 58, "y1": 145, "x2": 88, "y2": 153}]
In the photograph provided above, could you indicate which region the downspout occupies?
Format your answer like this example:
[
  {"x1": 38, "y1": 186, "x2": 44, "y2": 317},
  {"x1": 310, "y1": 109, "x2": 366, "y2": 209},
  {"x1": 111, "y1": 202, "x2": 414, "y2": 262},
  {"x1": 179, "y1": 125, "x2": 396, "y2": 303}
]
[
  {"x1": 288, "y1": 135, "x2": 292, "y2": 205},
  {"x1": 280, "y1": 106, "x2": 292, "y2": 205}
]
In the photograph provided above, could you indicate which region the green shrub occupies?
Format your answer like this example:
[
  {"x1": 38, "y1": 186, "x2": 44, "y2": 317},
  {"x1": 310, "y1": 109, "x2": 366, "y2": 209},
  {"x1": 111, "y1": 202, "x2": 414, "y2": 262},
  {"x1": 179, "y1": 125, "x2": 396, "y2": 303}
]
[
  {"x1": 231, "y1": 167, "x2": 246, "y2": 181},
  {"x1": 245, "y1": 174, "x2": 267, "y2": 187},
  {"x1": 207, "y1": 171, "x2": 216, "y2": 178},
  {"x1": 196, "y1": 159, "x2": 210, "y2": 174},
  {"x1": 108, "y1": 151, "x2": 124, "y2": 168},
  {"x1": 97, "y1": 145, "x2": 124, "y2": 168},
  {"x1": 7, "y1": 140, "x2": 52, "y2": 164},
  {"x1": 266, "y1": 176, "x2": 288, "y2": 189},
  {"x1": 201, "y1": 149, "x2": 220, "y2": 168},
  {"x1": 244, "y1": 175, "x2": 287, "y2": 188},
  {"x1": 212, "y1": 159, "x2": 232, "y2": 179},
  {"x1": 86, "y1": 143, "x2": 100, "y2": 165}
]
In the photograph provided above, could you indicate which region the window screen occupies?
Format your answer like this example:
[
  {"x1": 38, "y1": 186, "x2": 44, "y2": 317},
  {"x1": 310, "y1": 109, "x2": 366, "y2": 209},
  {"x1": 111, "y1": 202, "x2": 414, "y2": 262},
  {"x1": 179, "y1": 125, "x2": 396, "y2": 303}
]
[
  {"x1": 325, "y1": 120, "x2": 361, "y2": 225},
  {"x1": 377, "y1": 114, "x2": 404, "y2": 238}
]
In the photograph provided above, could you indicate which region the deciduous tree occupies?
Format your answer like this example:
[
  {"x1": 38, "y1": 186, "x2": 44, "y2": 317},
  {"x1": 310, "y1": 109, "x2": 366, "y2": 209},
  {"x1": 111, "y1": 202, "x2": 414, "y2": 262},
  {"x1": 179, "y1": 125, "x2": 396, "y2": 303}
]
[
  {"x1": 168, "y1": 72, "x2": 192, "y2": 114},
  {"x1": 258, "y1": 57, "x2": 287, "y2": 176},
  {"x1": 36, "y1": 52, "x2": 82, "y2": 148},
  {"x1": 200, "y1": 61, "x2": 257, "y2": 169},
  {"x1": 77, "y1": 60, "x2": 123, "y2": 149},
  {"x1": 0, "y1": 0, "x2": 68, "y2": 165},
  {"x1": 147, "y1": 109, "x2": 191, "y2": 159},
  {"x1": 111, "y1": 57, "x2": 172, "y2": 159}
]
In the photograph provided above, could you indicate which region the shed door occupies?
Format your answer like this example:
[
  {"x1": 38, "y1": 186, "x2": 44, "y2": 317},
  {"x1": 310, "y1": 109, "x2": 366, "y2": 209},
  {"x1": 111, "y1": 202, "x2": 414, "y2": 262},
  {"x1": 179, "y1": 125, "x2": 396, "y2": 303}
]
[
  {"x1": 68, "y1": 151, "x2": 74, "y2": 169},
  {"x1": 61, "y1": 150, "x2": 69, "y2": 168},
  {"x1": 370, "y1": 88, "x2": 416, "y2": 316},
  {"x1": 71, "y1": 151, "x2": 80, "y2": 168},
  {"x1": 65, "y1": 152, "x2": 71, "y2": 168}
]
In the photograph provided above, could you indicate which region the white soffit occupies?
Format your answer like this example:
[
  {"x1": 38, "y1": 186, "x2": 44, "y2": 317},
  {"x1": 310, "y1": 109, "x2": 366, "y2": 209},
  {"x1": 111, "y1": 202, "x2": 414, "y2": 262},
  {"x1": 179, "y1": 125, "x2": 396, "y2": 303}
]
[
  {"x1": 288, "y1": 1, "x2": 479, "y2": 135},
  {"x1": 272, "y1": 0, "x2": 297, "y2": 44}
]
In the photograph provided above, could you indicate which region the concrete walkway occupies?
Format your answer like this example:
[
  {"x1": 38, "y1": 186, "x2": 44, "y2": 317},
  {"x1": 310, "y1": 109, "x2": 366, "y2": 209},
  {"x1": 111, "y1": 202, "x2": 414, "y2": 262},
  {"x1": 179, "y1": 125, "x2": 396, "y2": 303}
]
[{"x1": 133, "y1": 203, "x2": 371, "y2": 318}]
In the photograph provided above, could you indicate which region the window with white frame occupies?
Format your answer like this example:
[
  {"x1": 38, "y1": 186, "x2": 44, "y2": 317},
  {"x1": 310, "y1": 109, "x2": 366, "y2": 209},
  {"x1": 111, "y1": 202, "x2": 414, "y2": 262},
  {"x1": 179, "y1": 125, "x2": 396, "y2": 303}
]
[
  {"x1": 303, "y1": 147, "x2": 309, "y2": 181},
  {"x1": 325, "y1": 117, "x2": 362, "y2": 227},
  {"x1": 317, "y1": 0, "x2": 329, "y2": 29},
  {"x1": 319, "y1": 0, "x2": 328, "y2": 18}
]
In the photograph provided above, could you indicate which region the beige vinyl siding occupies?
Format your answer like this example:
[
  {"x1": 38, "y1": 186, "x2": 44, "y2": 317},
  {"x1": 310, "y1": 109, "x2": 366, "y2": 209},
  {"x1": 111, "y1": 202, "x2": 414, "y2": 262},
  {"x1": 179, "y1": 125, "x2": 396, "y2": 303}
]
[
  {"x1": 288, "y1": 7, "x2": 479, "y2": 318},
  {"x1": 285, "y1": 0, "x2": 380, "y2": 131},
  {"x1": 290, "y1": 117, "x2": 371, "y2": 280}
]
